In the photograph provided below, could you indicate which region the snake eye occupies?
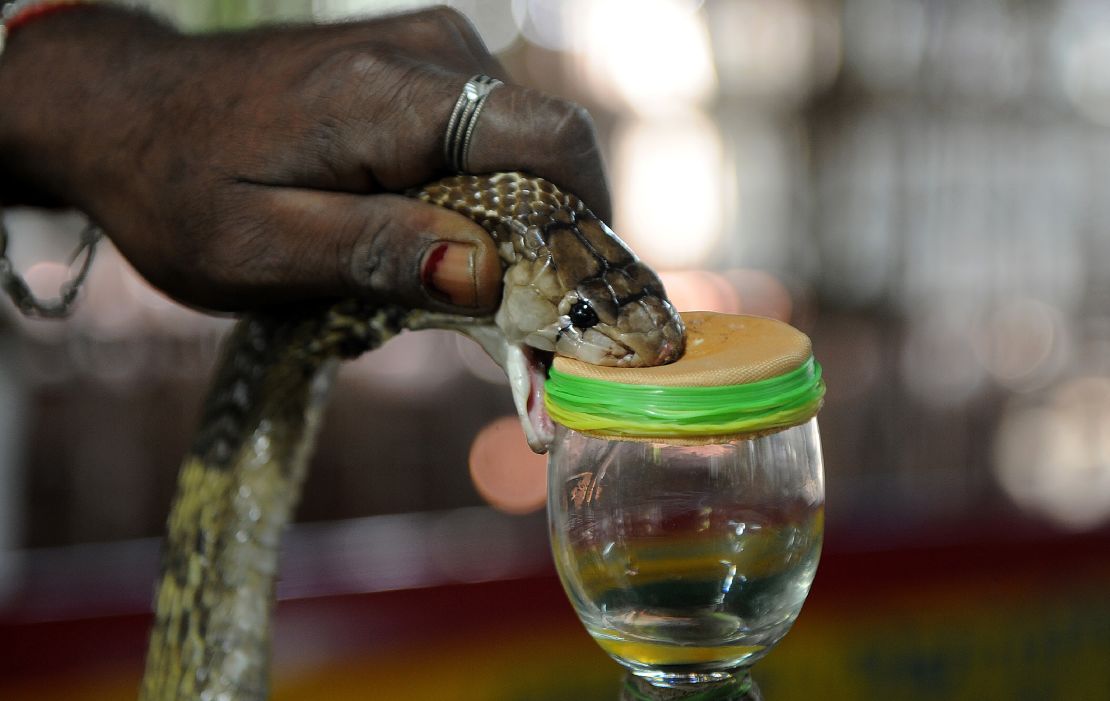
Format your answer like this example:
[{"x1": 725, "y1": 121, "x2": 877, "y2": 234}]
[{"x1": 569, "y1": 300, "x2": 600, "y2": 329}]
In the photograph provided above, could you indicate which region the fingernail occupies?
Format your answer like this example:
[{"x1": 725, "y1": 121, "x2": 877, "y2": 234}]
[{"x1": 422, "y1": 242, "x2": 478, "y2": 307}]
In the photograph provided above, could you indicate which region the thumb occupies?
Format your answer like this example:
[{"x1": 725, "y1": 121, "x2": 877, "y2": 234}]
[{"x1": 216, "y1": 188, "x2": 502, "y2": 313}]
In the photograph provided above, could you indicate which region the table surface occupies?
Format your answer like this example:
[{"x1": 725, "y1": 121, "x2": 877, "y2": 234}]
[{"x1": 2, "y1": 514, "x2": 1109, "y2": 701}]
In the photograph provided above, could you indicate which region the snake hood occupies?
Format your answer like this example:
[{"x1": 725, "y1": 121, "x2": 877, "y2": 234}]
[{"x1": 417, "y1": 173, "x2": 686, "y2": 453}]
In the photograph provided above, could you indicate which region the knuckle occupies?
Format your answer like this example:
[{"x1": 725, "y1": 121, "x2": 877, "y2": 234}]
[
  {"x1": 347, "y1": 199, "x2": 430, "y2": 296},
  {"x1": 300, "y1": 47, "x2": 429, "y2": 170},
  {"x1": 306, "y1": 46, "x2": 391, "y2": 98},
  {"x1": 548, "y1": 101, "x2": 600, "y2": 154},
  {"x1": 351, "y1": 229, "x2": 388, "y2": 292},
  {"x1": 374, "y1": 6, "x2": 475, "y2": 53},
  {"x1": 427, "y1": 5, "x2": 469, "y2": 29},
  {"x1": 348, "y1": 212, "x2": 399, "y2": 292},
  {"x1": 427, "y1": 5, "x2": 483, "y2": 42},
  {"x1": 310, "y1": 46, "x2": 424, "y2": 115}
]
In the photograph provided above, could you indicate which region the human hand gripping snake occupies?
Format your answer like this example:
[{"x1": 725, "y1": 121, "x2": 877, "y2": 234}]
[{"x1": 138, "y1": 172, "x2": 685, "y2": 700}]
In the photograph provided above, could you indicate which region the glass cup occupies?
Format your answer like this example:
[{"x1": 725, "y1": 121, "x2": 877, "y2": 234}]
[{"x1": 548, "y1": 419, "x2": 824, "y2": 697}]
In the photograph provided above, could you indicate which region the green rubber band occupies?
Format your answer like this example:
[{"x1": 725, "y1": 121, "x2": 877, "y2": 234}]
[{"x1": 545, "y1": 356, "x2": 825, "y2": 439}]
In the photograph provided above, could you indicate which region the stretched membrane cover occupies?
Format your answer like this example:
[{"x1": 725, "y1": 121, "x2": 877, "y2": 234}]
[{"x1": 545, "y1": 311, "x2": 825, "y2": 443}]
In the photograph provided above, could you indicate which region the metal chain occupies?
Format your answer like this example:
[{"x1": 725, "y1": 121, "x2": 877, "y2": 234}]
[
  {"x1": 0, "y1": 206, "x2": 102, "y2": 319},
  {"x1": 1, "y1": 0, "x2": 103, "y2": 319}
]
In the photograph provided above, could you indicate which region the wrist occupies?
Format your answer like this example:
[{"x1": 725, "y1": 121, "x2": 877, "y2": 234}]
[{"x1": 0, "y1": 2, "x2": 180, "y2": 209}]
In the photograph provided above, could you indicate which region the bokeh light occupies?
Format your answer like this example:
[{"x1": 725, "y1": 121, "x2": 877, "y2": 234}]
[
  {"x1": 973, "y1": 298, "x2": 1070, "y2": 392},
  {"x1": 577, "y1": 0, "x2": 715, "y2": 115},
  {"x1": 510, "y1": 0, "x2": 573, "y2": 52},
  {"x1": 723, "y1": 268, "x2": 794, "y2": 322},
  {"x1": 450, "y1": 0, "x2": 519, "y2": 54},
  {"x1": 842, "y1": 0, "x2": 926, "y2": 92},
  {"x1": 1055, "y1": 2, "x2": 1110, "y2": 125},
  {"x1": 612, "y1": 113, "x2": 725, "y2": 269},
  {"x1": 655, "y1": 268, "x2": 793, "y2": 322},
  {"x1": 468, "y1": 416, "x2": 547, "y2": 515},
  {"x1": 994, "y1": 377, "x2": 1110, "y2": 531},
  {"x1": 657, "y1": 271, "x2": 741, "y2": 316},
  {"x1": 708, "y1": 0, "x2": 829, "y2": 101},
  {"x1": 899, "y1": 311, "x2": 986, "y2": 408},
  {"x1": 17, "y1": 262, "x2": 70, "y2": 342},
  {"x1": 314, "y1": 0, "x2": 433, "y2": 21},
  {"x1": 21, "y1": 261, "x2": 69, "y2": 301}
]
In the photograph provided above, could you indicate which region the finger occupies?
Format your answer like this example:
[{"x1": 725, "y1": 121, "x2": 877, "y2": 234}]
[
  {"x1": 424, "y1": 7, "x2": 508, "y2": 79},
  {"x1": 192, "y1": 187, "x2": 502, "y2": 314},
  {"x1": 374, "y1": 6, "x2": 508, "y2": 79},
  {"x1": 466, "y1": 86, "x2": 613, "y2": 224},
  {"x1": 316, "y1": 6, "x2": 508, "y2": 80},
  {"x1": 332, "y1": 61, "x2": 612, "y2": 222}
]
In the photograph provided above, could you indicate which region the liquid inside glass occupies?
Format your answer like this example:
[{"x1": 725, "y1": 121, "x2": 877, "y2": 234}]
[{"x1": 548, "y1": 421, "x2": 824, "y2": 685}]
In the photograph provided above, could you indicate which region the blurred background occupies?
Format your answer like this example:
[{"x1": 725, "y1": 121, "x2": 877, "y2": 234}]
[{"x1": 3, "y1": 0, "x2": 1110, "y2": 698}]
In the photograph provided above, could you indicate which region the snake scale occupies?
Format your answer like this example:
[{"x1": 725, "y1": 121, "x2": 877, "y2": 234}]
[{"x1": 138, "y1": 172, "x2": 685, "y2": 700}]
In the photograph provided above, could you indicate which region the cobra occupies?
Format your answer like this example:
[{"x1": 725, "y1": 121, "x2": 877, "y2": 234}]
[{"x1": 138, "y1": 172, "x2": 685, "y2": 700}]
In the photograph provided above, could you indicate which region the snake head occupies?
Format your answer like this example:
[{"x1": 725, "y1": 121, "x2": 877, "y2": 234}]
[
  {"x1": 497, "y1": 211, "x2": 685, "y2": 366},
  {"x1": 498, "y1": 257, "x2": 685, "y2": 366},
  {"x1": 414, "y1": 172, "x2": 684, "y2": 454},
  {"x1": 493, "y1": 214, "x2": 685, "y2": 452}
]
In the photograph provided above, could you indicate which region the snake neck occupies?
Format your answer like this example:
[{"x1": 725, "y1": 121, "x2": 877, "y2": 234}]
[
  {"x1": 191, "y1": 300, "x2": 404, "y2": 470},
  {"x1": 141, "y1": 300, "x2": 403, "y2": 701}
]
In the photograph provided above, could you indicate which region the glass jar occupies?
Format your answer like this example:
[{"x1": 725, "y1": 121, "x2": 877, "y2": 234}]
[{"x1": 544, "y1": 313, "x2": 825, "y2": 691}]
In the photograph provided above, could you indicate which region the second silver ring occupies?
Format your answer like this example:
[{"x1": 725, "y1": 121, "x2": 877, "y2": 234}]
[{"x1": 444, "y1": 74, "x2": 503, "y2": 174}]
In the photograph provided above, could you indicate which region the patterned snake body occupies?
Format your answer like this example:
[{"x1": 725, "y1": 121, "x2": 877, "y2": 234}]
[{"x1": 139, "y1": 172, "x2": 685, "y2": 699}]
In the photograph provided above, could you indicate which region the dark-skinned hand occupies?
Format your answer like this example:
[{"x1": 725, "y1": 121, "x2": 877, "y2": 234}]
[{"x1": 0, "y1": 4, "x2": 611, "y2": 314}]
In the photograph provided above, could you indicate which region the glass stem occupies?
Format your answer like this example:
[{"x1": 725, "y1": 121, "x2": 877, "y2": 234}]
[{"x1": 620, "y1": 672, "x2": 762, "y2": 701}]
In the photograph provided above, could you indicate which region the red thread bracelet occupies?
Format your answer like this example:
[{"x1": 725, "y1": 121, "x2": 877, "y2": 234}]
[{"x1": 5, "y1": 1, "x2": 86, "y2": 36}]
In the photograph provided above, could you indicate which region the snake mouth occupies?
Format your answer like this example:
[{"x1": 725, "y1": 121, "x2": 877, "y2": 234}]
[
  {"x1": 555, "y1": 325, "x2": 640, "y2": 367},
  {"x1": 523, "y1": 346, "x2": 556, "y2": 452},
  {"x1": 440, "y1": 322, "x2": 556, "y2": 453}
]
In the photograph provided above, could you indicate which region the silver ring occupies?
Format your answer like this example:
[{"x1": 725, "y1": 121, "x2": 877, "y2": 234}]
[{"x1": 444, "y1": 74, "x2": 503, "y2": 173}]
